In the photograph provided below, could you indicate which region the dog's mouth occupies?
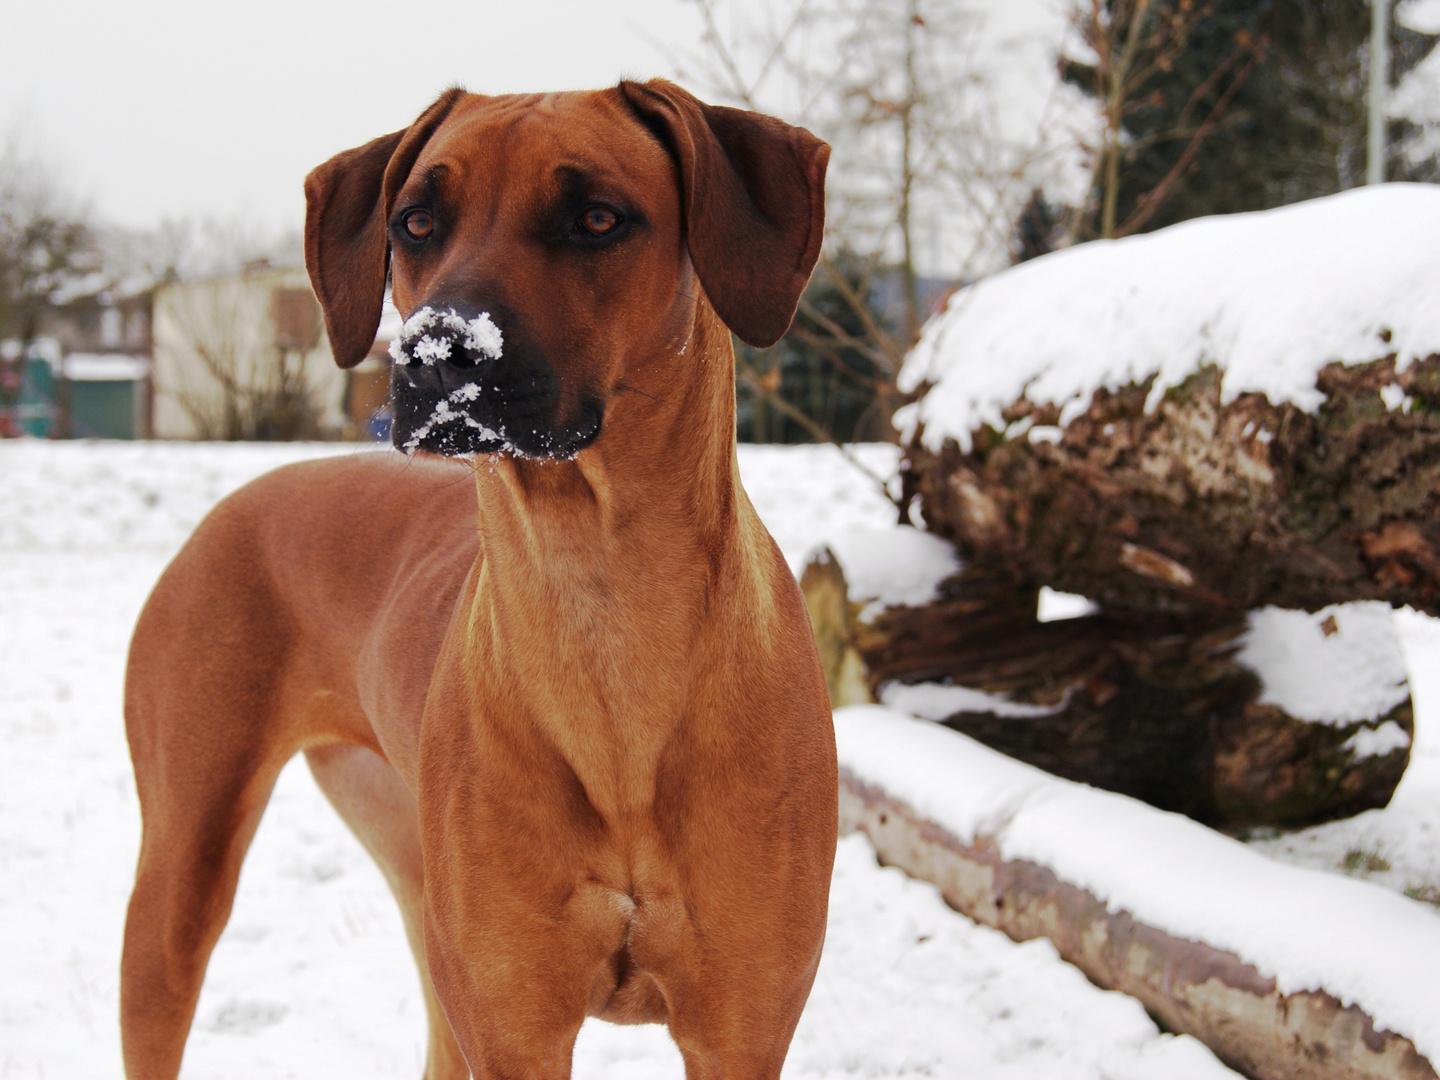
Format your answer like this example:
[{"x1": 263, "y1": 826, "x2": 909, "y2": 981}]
[
  {"x1": 396, "y1": 382, "x2": 504, "y2": 455},
  {"x1": 389, "y1": 305, "x2": 601, "y2": 459}
]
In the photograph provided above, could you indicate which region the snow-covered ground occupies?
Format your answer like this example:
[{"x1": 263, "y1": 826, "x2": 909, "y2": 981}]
[{"x1": 0, "y1": 440, "x2": 1240, "y2": 1079}]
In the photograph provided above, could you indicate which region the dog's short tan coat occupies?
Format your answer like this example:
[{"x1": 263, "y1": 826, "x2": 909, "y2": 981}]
[{"x1": 120, "y1": 81, "x2": 837, "y2": 1080}]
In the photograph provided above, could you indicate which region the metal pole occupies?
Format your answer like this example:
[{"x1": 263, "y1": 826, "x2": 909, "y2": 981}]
[{"x1": 1368, "y1": 0, "x2": 1390, "y2": 185}]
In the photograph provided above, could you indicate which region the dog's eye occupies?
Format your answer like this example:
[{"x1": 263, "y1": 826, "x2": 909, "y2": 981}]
[
  {"x1": 578, "y1": 206, "x2": 620, "y2": 237},
  {"x1": 403, "y1": 209, "x2": 434, "y2": 240}
]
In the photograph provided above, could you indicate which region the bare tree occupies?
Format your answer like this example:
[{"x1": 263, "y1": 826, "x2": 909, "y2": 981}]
[
  {"x1": 0, "y1": 132, "x2": 100, "y2": 436},
  {"x1": 158, "y1": 273, "x2": 324, "y2": 441},
  {"x1": 670, "y1": 0, "x2": 1092, "y2": 455},
  {"x1": 1069, "y1": 0, "x2": 1269, "y2": 240}
]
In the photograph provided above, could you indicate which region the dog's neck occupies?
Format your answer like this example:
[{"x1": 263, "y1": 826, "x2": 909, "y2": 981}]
[
  {"x1": 465, "y1": 297, "x2": 754, "y2": 657},
  {"x1": 456, "y1": 300, "x2": 764, "y2": 806}
]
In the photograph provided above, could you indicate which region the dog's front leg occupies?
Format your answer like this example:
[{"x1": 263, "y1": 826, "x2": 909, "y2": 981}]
[{"x1": 415, "y1": 656, "x2": 627, "y2": 1080}]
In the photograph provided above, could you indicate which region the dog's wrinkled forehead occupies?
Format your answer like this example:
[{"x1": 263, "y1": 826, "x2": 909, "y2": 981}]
[{"x1": 394, "y1": 91, "x2": 678, "y2": 222}]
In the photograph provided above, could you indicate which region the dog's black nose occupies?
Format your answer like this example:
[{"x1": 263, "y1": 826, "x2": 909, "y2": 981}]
[{"x1": 389, "y1": 305, "x2": 505, "y2": 372}]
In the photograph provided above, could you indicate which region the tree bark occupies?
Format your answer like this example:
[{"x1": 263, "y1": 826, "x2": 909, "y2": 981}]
[{"x1": 901, "y1": 355, "x2": 1440, "y2": 618}]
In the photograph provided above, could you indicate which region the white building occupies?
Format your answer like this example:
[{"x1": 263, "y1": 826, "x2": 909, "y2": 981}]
[{"x1": 151, "y1": 264, "x2": 349, "y2": 440}]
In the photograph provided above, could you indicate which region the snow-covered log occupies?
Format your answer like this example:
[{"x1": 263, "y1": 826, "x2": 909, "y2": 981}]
[
  {"x1": 895, "y1": 186, "x2": 1440, "y2": 618},
  {"x1": 836, "y1": 707, "x2": 1440, "y2": 1080},
  {"x1": 800, "y1": 529, "x2": 1413, "y2": 830},
  {"x1": 822, "y1": 188, "x2": 1440, "y2": 829}
]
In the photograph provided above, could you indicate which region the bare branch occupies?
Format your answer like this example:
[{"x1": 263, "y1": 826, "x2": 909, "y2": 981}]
[
  {"x1": 1116, "y1": 35, "x2": 1268, "y2": 237},
  {"x1": 736, "y1": 351, "x2": 901, "y2": 505}
]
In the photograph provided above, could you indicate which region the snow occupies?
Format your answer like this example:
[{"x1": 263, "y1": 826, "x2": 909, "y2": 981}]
[
  {"x1": 879, "y1": 681, "x2": 1065, "y2": 720},
  {"x1": 1248, "y1": 607, "x2": 1440, "y2": 911},
  {"x1": 736, "y1": 443, "x2": 903, "y2": 572},
  {"x1": 1237, "y1": 601, "x2": 1412, "y2": 724},
  {"x1": 1401, "y1": 0, "x2": 1440, "y2": 33},
  {"x1": 834, "y1": 704, "x2": 1440, "y2": 1066},
  {"x1": 896, "y1": 185, "x2": 1440, "y2": 452},
  {"x1": 402, "y1": 382, "x2": 505, "y2": 455},
  {"x1": 1344, "y1": 720, "x2": 1413, "y2": 761},
  {"x1": 1, "y1": 439, "x2": 1243, "y2": 1079},
  {"x1": 812, "y1": 524, "x2": 960, "y2": 617},
  {"x1": 1037, "y1": 587, "x2": 1100, "y2": 623},
  {"x1": 1379, "y1": 382, "x2": 1415, "y2": 413},
  {"x1": 0, "y1": 440, "x2": 372, "y2": 551},
  {"x1": 387, "y1": 306, "x2": 504, "y2": 366}
]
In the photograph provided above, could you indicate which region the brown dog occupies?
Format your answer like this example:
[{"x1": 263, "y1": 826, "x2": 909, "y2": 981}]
[{"x1": 120, "y1": 81, "x2": 837, "y2": 1080}]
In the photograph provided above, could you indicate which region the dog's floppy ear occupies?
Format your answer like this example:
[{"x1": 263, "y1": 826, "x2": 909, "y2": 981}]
[
  {"x1": 619, "y1": 79, "x2": 829, "y2": 348},
  {"x1": 303, "y1": 88, "x2": 465, "y2": 369}
]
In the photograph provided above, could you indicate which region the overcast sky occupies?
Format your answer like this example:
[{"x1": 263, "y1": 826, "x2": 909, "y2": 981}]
[
  {"x1": 1, "y1": 0, "x2": 705, "y2": 231},
  {"x1": 8, "y1": 0, "x2": 1440, "y2": 250}
]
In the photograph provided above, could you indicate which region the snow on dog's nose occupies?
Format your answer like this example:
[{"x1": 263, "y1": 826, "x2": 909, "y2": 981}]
[{"x1": 389, "y1": 306, "x2": 504, "y2": 368}]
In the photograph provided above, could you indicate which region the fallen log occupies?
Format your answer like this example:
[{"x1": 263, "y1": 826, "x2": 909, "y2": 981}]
[
  {"x1": 834, "y1": 706, "x2": 1440, "y2": 1080},
  {"x1": 801, "y1": 541, "x2": 1413, "y2": 830},
  {"x1": 839, "y1": 771, "x2": 1436, "y2": 1080},
  {"x1": 894, "y1": 188, "x2": 1440, "y2": 621},
  {"x1": 820, "y1": 191, "x2": 1440, "y2": 828}
]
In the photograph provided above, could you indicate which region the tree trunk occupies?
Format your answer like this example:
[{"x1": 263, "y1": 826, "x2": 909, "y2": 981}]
[{"x1": 840, "y1": 771, "x2": 1439, "y2": 1080}]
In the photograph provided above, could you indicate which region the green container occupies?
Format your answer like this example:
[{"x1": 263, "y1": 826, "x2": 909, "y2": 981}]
[
  {"x1": 18, "y1": 356, "x2": 56, "y2": 438},
  {"x1": 69, "y1": 379, "x2": 138, "y2": 439}
]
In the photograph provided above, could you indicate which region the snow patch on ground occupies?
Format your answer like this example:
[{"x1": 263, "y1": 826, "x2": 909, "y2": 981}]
[
  {"x1": 736, "y1": 443, "x2": 903, "y2": 572},
  {"x1": 0, "y1": 440, "x2": 375, "y2": 550},
  {"x1": 1237, "y1": 602, "x2": 1411, "y2": 724},
  {"x1": 8, "y1": 440, "x2": 1437, "y2": 1076},
  {"x1": 836, "y1": 704, "x2": 1440, "y2": 1066},
  {"x1": 896, "y1": 185, "x2": 1440, "y2": 451}
]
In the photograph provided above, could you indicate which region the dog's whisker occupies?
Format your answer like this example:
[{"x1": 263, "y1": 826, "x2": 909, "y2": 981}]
[{"x1": 614, "y1": 381, "x2": 663, "y2": 404}]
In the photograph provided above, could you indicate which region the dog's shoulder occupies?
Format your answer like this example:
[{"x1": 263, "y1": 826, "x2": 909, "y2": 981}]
[
  {"x1": 178, "y1": 451, "x2": 477, "y2": 578},
  {"x1": 224, "y1": 450, "x2": 471, "y2": 516}
]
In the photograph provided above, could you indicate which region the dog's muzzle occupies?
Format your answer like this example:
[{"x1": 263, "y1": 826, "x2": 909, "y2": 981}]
[{"x1": 388, "y1": 304, "x2": 601, "y2": 459}]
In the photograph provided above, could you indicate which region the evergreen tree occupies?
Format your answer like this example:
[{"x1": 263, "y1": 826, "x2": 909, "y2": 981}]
[{"x1": 1061, "y1": 0, "x2": 1439, "y2": 240}]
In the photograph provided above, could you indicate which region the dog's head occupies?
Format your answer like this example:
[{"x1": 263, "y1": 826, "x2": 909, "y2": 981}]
[{"x1": 303, "y1": 82, "x2": 828, "y2": 458}]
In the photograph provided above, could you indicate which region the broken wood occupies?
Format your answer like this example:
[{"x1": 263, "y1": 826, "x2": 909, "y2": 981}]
[
  {"x1": 901, "y1": 356, "x2": 1440, "y2": 618},
  {"x1": 801, "y1": 550, "x2": 1412, "y2": 831}
]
